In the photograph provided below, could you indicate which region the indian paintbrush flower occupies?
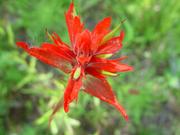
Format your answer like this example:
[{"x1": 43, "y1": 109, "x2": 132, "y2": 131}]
[{"x1": 16, "y1": 2, "x2": 133, "y2": 122}]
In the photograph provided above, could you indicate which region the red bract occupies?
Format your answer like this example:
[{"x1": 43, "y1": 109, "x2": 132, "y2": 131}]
[{"x1": 16, "y1": 2, "x2": 133, "y2": 121}]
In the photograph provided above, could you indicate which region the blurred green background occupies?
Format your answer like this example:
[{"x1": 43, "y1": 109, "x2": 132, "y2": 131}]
[{"x1": 0, "y1": 0, "x2": 180, "y2": 135}]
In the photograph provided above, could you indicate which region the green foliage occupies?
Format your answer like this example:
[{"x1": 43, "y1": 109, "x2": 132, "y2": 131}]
[{"x1": 0, "y1": 0, "x2": 180, "y2": 135}]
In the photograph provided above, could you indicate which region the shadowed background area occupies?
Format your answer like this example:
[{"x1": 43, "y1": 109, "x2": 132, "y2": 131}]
[{"x1": 0, "y1": 0, "x2": 180, "y2": 135}]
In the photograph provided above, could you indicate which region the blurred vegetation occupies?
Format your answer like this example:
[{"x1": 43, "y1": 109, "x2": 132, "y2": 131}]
[{"x1": 0, "y1": 0, "x2": 180, "y2": 135}]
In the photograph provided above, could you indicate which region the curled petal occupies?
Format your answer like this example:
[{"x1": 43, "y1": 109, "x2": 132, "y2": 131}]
[
  {"x1": 83, "y1": 75, "x2": 128, "y2": 121},
  {"x1": 16, "y1": 42, "x2": 72, "y2": 73}
]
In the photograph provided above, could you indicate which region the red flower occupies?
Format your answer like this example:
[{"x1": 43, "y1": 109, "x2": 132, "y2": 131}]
[{"x1": 16, "y1": 3, "x2": 133, "y2": 121}]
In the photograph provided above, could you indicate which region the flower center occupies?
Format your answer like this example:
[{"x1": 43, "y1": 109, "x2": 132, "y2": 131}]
[{"x1": 76, "y1": 55, "x2": 92, "y2": 68}]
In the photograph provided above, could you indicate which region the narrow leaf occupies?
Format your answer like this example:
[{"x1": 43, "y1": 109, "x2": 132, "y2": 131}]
[{"x1": 101, "y1": 19, "x2": 126, "y2": 44}]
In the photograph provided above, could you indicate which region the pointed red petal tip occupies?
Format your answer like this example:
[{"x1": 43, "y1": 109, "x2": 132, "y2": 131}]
[
  {"x1": 119, "y1": 31, "x2": 125, "y2": 41},
  {"x1": 92, "y1": 17, "x2": 111, "y2": 35},
  {"x1": 64, "y1": 101, "x2": 69, "y2": 112},
  {"x1": 125, "y1": 115, "x2": 129, "y2": 122},
  {"x1": 65, "y1": 1, "x2": 84, "y2": 45},
  {"x1": 128, "y1": 66, "x2": 134, "y2": 71},
  {"x1": 114, "y1": 102, "x2": 129, "y2": 121},
  {"x1": 16, "y1": 41, "x2": 29, "y2": 50},
  {"x1": 83, "y1": 75, "x2": 129, "y2": 121},
  {"x1": 122, "y1": 113, "x2": 129, "y2": 122}
]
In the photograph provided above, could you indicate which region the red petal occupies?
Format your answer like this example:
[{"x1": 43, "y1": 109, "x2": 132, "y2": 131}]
[
  {"x1": 85, "y1": 67, "x2": 106, "y2": 79},
  {"x1": 65, "y1": 3, "x2": 84, "y2": 45},
  {"x1": 83, "y1": 75, "x2": 128, "y2": 121},
  {"x1": 92, "y1": 17, "x2": 111, "y2": 36},
  {"x1": 91, "y1": 17, "x2": 111, "y2": 51},
  {"x1": 50, "y1": 32, "x2": 70, "y2": 48},
  {"x1": 96, "y1": 31, "x2": 124, "y2": 55},
  {"x1": 41, "y1": 43, "x2": 75, "y2": 63},
  {"x1": 64, "y1": 67, "x2": 83, "y2": 112},
  {"x1": 74, "y1": 29, "x2": 91, "y2": 56},
  {"x1": 111, "y1": 56, "x2": 128, "y2": 62},
  {"x1": 16, "y1": 41, "x2": 72, "y2": 73},
  {"x1": 89, "y1": 57, "x2": 133, "y2": 73}
]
